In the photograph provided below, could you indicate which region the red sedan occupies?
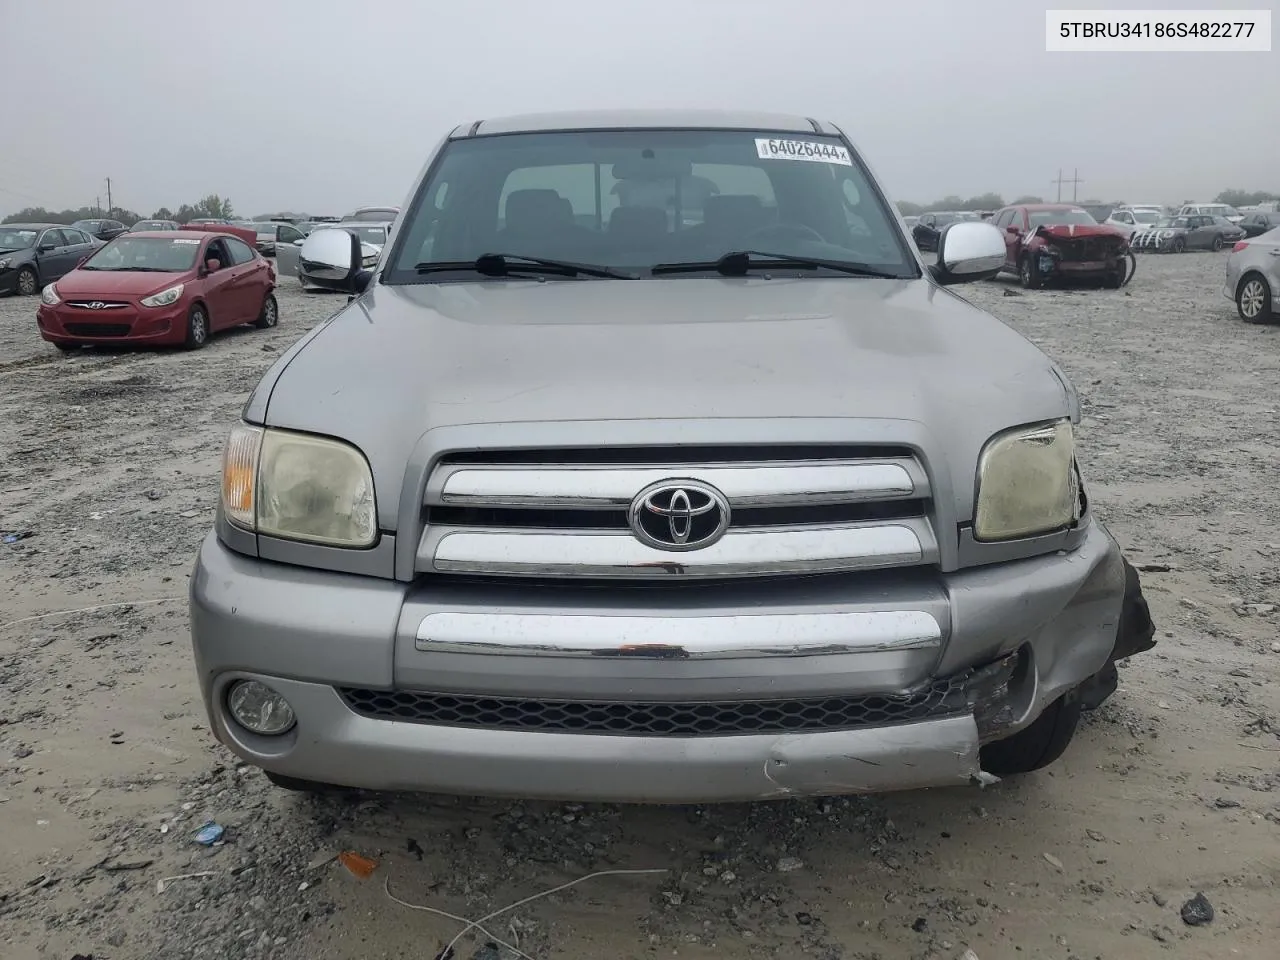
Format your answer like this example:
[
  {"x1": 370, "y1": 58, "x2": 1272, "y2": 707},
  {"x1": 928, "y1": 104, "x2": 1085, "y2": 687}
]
[{"x1": 36, "y1": 230, "x2": 277, "y2": 351}]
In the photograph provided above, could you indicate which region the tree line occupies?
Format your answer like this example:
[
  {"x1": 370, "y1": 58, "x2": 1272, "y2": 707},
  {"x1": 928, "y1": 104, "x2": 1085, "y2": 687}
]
[
  {"x1": 896, "y1": 189, "x2": 1277, "y2": 215},
  {"x1": 2, "y1": 194, "x2": 236, "y2": 226}
]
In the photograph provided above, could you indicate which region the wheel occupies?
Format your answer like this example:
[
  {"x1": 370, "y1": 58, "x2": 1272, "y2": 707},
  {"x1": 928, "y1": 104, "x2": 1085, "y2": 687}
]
[
  {"x1": 1018, "y1": 255, "x2": 1043, "y2": 289},
  {"x1": 183, "y1": 303, "x2": 209, "y2": 350},
  {"x1": 1236, "y1": 274, "x2": 1272, "y2": 324},
  {"x1": 979, "y1": 691, "x2": 1082, "y2": 776},
  {"x1": 1102, "y1": 265, "x2": 1124, "y2": 289},
  {"x1": 298, "y1": 273, "x2": 311, "y2": 292},
  {"x1": 53, "y1": 342, "x2": 79, "y2": 353},
  {"x1": 1170, "y1": 237, "x2": 1185, "y2": 253},
  {"x1": 264, "y1": 770, "x2": 350, "y2": 794},
  {"x1": 16, "y1": 266, "x2": 38, "y2": 296},
  {"x1": 1211, "y1": 234, "x2": 1224, "y2": 252},
  {"x1": 253, "y1": 292, "x2": 278, "y2": 329}
]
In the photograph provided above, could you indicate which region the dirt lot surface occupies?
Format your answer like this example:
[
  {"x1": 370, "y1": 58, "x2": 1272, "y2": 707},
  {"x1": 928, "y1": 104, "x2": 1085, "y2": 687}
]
[{"x1": 1, "y1": 253, "x2": 1278, "y2": 960}]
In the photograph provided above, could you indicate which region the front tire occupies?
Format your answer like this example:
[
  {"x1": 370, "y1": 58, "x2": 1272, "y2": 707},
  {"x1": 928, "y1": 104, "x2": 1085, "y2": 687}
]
[
  {"x1": 1237, "y1": 274, "x2": 1272, "y2": 324},
  {"x1": 264, "y1": 770, "x2": 349, "y2": 794},
  {"x1": 253, "y1": 292, "x2": 278, "y2": 329},
  {"x1": 16, "y1": 266, "x2": 38, "y2": 296},
  {"x1": 183, "y1": 303, "x2": 209, "y2": 350},
  {"x1": 1211, "y1": 234, "x2": 1224, "y2": 252},
  {"x1": 1170, "y1": 237, "x2": 1185, "y2": 254},
  {"x1": 979, "y1": 692, "x2": 1082, "y2": 776},
  {"x1": 1018, "y1": 255, "x2": 1043, "y2": 289}
]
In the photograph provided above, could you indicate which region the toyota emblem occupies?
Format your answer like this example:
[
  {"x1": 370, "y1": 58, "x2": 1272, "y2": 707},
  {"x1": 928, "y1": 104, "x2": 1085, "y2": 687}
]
[{"x1": 627, "y1": 480, "x2": 731, "y2": 552}]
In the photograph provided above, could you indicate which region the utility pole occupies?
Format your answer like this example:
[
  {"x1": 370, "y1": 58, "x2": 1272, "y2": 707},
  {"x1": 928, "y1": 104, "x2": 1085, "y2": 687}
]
[
  {"x1": 1052, "y1": 168, "x2": 1083, "y2": 203},
  {"x1": 95, "y1": 196, "x2": 101, "y2": 217},
  {"x1": 105, "y1": 178, "x2": 113, "y2": 216}
]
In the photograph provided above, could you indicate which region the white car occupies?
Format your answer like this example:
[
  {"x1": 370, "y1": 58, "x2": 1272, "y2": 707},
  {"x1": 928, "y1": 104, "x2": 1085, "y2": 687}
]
[
  {"x1": 1104, "y1": 207, "x2": 1164, "y2": 237},
  {"x1": 1178, "y1": 203, "x2": 1244, "y2": 224}
]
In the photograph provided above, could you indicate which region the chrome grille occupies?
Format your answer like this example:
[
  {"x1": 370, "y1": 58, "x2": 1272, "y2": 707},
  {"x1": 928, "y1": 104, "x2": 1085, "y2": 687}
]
[{"x1": 417, "y1": 445, "x2": 937, "y2": 579}]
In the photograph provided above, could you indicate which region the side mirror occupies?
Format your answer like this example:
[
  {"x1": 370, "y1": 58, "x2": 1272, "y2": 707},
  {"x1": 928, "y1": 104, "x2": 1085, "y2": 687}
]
[
  {"x1": 205, "y1": 258, "x2": 221, "y2": 273},
  {"x1": 1005, "y1": 224, "x2": 1021, "y2": 233},
  {"x1": 929, "y1": 222, "x2": 1006, "y2": 286},
  {"x1": 38, "y1": 243, "x2": 57, "y2": 253},
  {"x1": 293, "y1": 238, "x2": 305, "y2": 246}
]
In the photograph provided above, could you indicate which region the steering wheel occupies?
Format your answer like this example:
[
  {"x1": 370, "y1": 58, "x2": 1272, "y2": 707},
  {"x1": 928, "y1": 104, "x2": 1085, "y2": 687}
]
[{"x1": 744, "y1": 223, "x2": 826, "y2": 246}]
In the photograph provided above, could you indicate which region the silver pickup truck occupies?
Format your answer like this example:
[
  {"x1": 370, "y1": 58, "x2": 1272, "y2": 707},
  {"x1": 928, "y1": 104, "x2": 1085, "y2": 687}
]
[{"x1": 189, "y1": 109, "x2": 1155, "y2": 802}]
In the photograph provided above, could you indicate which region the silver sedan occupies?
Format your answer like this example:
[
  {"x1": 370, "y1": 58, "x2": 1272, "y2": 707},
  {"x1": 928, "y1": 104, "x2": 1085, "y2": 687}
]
[{"x1": 1223, "y1": 226, "x2": 1279, "y2": 323}]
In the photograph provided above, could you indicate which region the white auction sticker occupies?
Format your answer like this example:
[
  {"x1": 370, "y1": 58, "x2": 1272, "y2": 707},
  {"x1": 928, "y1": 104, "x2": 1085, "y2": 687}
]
[
  {"x1": 755, "y1": 138, "x2": 852, "y2": 166},
  {"x1": 172, "y1": 238, "x2": 200, "y2": 244},
  {"x1": 1046, "y1": 10, "x2": 1271, "y2": 51}
]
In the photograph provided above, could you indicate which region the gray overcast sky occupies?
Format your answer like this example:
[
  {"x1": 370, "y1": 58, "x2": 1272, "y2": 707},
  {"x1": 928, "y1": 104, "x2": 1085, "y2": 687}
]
[{"x1": 1, "y1": 0, "x2": 1275, "y2": 217}]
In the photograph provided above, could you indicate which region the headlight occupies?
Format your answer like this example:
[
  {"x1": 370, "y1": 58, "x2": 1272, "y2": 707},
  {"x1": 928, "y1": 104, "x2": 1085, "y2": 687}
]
[
  {"x1": 973, "y1": 420, "x2": 1079, "y2": 542},
  {"x1": 40, "y1": 283, "x2": 60, "y2": 305},
  {"x1": 1160, "y1": 230, "x2": 1174, "y2": 238},
  {"x1": 0, "y1": 258, "x2": 10, "y2": 270},
  {"x1": 220, "y1": 424, "x2": 377, "y2": 548},
  {"x1": 140, "y1": 283, "x2": 184, "y2": 307}
]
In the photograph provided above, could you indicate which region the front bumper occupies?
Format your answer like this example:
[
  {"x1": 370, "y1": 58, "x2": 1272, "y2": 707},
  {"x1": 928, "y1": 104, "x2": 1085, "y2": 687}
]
[
  {"x1": 190, "y1": 519, "x2": 1138, "y2": 801},
  {"x1": 37, "y1": 301, "x2": 186, "y2": 345}
]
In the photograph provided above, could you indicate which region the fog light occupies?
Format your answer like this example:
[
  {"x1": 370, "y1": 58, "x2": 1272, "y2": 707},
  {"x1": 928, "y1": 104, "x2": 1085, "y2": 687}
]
[{"x1": 226, "y1": 680, "x2": 296, "y2": 735}]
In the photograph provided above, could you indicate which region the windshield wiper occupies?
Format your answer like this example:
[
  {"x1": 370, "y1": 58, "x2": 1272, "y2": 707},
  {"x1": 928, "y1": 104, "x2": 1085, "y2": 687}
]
[
  {"x1": 415, "y1": 253, "x2": 637, "y2": 280},
  {"x1": 108, "y1": 266, "x2": 168, "y2": 272},
  {"x1": 651, "y1": 250, "x2": 906, "y2": 280}
]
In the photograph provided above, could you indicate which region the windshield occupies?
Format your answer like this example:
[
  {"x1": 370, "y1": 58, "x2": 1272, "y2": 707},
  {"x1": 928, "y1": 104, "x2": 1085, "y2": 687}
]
[
  {"x1": 81, "y1": 236, "x2": 201, "y2": 272},
  {"x1": 1133, "y1": 210, "x2": 1160, "y2": 223},
  {"x1": 75, "y1": 221, "x2": 103, "y2": 231},
  {"x1": 1157, "y1": 217, "x2": 1190, "y2": 229},
  {"x1": 247, "y1": 222, "x2": 276, "y2": 234},
  {"x1": 0, "y1": 228, "x2": 39, "y2": 251},
  {"x1": 1028, "y1": 209, "x2": 1098, "y2": 226},
  {"x1": 387, "y1": 129, "x2": 914, "y2": 281}
]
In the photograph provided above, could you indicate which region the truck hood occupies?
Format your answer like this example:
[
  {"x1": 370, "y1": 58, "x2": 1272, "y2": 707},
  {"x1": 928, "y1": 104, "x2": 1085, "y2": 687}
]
[{"x1": 256, "y1": 277, "x2": 1074, "y2": 529}]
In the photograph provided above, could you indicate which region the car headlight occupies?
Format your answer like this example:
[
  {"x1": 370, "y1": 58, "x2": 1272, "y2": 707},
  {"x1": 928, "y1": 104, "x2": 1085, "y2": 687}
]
[
  {"x1": 0, "y1": 258, "x2": 10, "y2": 270},
  {"x1": 1160, "y1": 230, "x2": 1174, "y2": 238},
  {"x1": 40, "y1": 283, "x2": 60, "y2": 305},
  {"x1": 221, "y1": 424, "x2": 377, "y2": 548},
  {"x1": 973, "y1": 420, "x2": 1079, "y2": 542},
  {"x1": 140, "y1": 283, "x2": 184, "y2": 307}
]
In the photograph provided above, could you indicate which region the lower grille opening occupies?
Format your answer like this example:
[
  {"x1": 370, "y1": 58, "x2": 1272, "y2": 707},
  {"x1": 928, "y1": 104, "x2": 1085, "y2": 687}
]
[
  {"x1": 65, "y1": 322, "x2": 132, "y2": 337},
  {"x1": 337, "y1": 675, "x2": 969, "y2": 737}
]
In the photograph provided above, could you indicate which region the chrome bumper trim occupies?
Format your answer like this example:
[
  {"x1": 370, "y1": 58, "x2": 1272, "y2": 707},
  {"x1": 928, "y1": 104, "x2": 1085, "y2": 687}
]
[
  {"x1": 432, "y1": 459, "x2": 922, "y2": 509},
  {"x1": 423, "y1": 520, "x2": 933, "y2": 578},
  {"x1": 415, "y1": 609, "x2": 943, "y2": 659}
]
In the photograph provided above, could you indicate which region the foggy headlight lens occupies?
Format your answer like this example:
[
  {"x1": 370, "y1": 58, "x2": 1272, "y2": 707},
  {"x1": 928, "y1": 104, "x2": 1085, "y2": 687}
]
[
  {"x1": 219, "y1": 424, "x2": 377, "y2": 548},
  {"x1": 974, "y1": 420, "x2": 1078, "y2": 542},
  {"x1": 40, "y1": 283, "x2": 60, "y2": 305}
]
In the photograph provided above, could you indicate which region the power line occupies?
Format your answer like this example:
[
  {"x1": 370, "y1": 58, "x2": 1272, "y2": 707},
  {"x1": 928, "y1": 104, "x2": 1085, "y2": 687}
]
[{"x1": 1052, "y1": 168, "x2": 1083, "y2": 203}]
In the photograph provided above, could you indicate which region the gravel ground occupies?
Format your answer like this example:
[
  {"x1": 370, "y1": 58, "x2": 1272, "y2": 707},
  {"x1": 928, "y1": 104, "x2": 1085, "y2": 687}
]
[{"x1": 1, "y1": 252, "x2": 1278, "y2": 960}]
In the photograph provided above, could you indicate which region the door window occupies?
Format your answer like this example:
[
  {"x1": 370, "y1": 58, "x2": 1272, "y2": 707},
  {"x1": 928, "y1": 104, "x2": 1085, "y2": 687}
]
[
  {"x1": 39, "y1": 229, "x2": 67, "y2": 248},
  {"x1": 224, "y1": 237, "x2": 256, "y2": 265}
]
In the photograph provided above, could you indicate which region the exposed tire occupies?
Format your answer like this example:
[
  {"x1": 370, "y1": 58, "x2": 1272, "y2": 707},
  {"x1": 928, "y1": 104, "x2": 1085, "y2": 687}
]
[
  {"x1": 1018, "y1": 255, "x2": 1043, "y2": 290},
  {"x1": 1170, "y1": 237, "x2": 1185, "y2": 253},
  {"x1": 1211, "y1": 234, "x2": 1224, "y2": 252},
  {"x1": 264, "y1": 770, "x2": 350, "y2": 794},
  {"x1": 979, "y1": 691, "x2": 1082, "y2": 776},
  {"x1": 183, "y1": 303, "x2": 209, "y2": 350},
  {"x1": 253, "y1": 292, "x2": 278, "y2": 329},
  {"x1": 1102, "y1": 265, "x2": 1124, "y2": 289},
  {"x1": 298, "y1": 273, "x2": 311, "y2": 292},
  {"x1": 16, "y1": 266, "x2": 38, "y2": 296},
  {"x1": 1236, "y1": 274, "x2": 1272, "y2": 324}
]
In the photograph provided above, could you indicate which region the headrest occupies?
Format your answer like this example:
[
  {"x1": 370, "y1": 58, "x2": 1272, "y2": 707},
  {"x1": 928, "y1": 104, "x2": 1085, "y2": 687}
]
[{"x1": 504, "y1": 189, "x2": 569, "y2": 228}]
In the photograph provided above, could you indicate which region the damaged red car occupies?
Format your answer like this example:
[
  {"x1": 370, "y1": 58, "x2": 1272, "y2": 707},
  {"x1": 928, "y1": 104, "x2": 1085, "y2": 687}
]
[{"x1": 993, "y1": 204, "x2": 1132, "y2": 289}]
